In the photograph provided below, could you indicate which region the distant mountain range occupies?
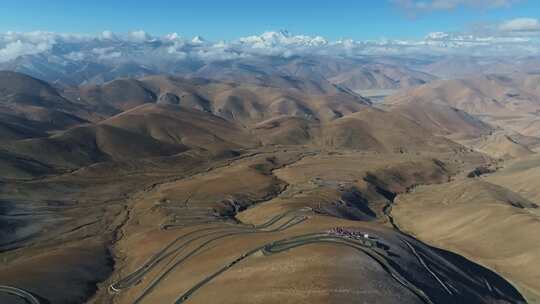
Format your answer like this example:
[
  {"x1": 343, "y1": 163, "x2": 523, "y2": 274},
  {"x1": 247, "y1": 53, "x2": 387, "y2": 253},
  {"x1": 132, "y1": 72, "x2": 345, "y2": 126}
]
[{"x1": 2, "y1": 30, "x2": 540, "y2": 90}]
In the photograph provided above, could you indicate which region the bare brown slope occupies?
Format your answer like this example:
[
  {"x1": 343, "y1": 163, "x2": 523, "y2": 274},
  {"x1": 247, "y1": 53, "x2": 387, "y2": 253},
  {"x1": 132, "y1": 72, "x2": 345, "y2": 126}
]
[
  {"x1": 111, "y1": 148, "x2": 522, "y2": 304},
  {"x1": 390, "y1": 102, "x2": 494, "y2": 140},
  {"x1": 486, "y1": 153, "x2": 540, "y2": 202},
  {"x1": 210, "y1": 86, "x2": 368, "y2": 124},
  {"x1": 187, "y1": 55, "x2": 434, "y2": 94},
  {"x1": 421, "y1": 56, "x2": 540, "y2": 78},
  {"x1": 328, "y1": 63, "x2": 435, "y2": 92},
  {"x1": 4, "y1": 124, "x2": 188, "y2": 170},
  {"x1": 102, "y1": 103, "x2": 255, "y2": 152},
  {"x1": 79, "y1": 78, "x2": 156, "y2": 113},
  {"x1": 383, "y1": 73, "x2": 540, "y2": 159},
  {"x1": 79, "y1": 75, "x2": 371, "y2": 126},
  {"x1": 253, "y1": 116, "x2": 320, "y2": 146},
  {"x1": 143, "y1": 75, "x2": 371, "y2": 125},
  {"x1": 460, "y1": 131, "x2": 536, "y2": 160},
  {"x1": 1, "y1": 103, "x2": 256, "y2": 176},
  {"x1": 0, "y1": 71, "x2": 90, "y2": 129},
  {"x1": 191, "y1": 60, "x2": 343, "y2": 95},
  {"x1": 274, "y1": 56, "x2": 436, "y2": 92},
  {"x1": 102, "y1": 101, "x2": 453, "y2": 156},
  {"x1": 0, "y1": 113, "x2": 49, "y2": 141},
  {"x1": 0, "y1": 149, "x2": 56, "y2": 180},
  {"x1": 393, "y1": 179, "x2": 540, "y2": 302},
  {"x1": 321, "y1": 107, "x2": 464, "y2": 153},
  {"x1": 0, "y1": 239, "x2": 112, "y2": 304},
  {"x1": 253, "y1": 107, "x2": 466, "y2": 155},
  {"x1": 0, "y1": 70, "x2": 64, "y2": 103},
  {"x1": 386, "y1": 74, "x2": 540, "y2": 115}
]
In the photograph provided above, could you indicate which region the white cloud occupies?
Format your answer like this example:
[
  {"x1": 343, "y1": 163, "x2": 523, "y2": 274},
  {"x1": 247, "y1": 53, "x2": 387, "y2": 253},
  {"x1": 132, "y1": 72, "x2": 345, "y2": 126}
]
[
  {"x1": 164, "y1": 32, "x2": 182, "y2": 41},
  {"x1": 191, "y1": 36, "x2": 206, "y2": 45},
  {"x1": 239, "y1": 30, "x2": 328, "y2": 48},
  {"x1": 0, "y1": 31, "x2": 57, "y2": 62},
  {"x1": 0, "y1": 40, "x2": 43, "y2": 62},
  {"x1": 425, "y1": 32, "x2": 451, "y2": 40},
  {"x1": 64, "y1": 51, "x2": 85, "y2": 61},
  {"x1": 0, "y1": 24, "x2": 539, "y2": 66},
  {"x1": 127, "y1": 30, "x2": 151, "y2": 42},
  {"x1": 99, "y1": 51, "x2": 122, "y2": 60},
  {"x1": 91, "y1": 47, "x2": 122, "y2": 60},
  {"x1": 392, "y1": 0, "x2": 520, "y2": 13},
  {"x1": 195, "y1": 48, "x2": 247, "y2": 61},
  {"x1": 500, "y1": 18, "x2": 540, "y2": 32},
  {"x1": 100, "y1": 30, "x2": 116, "y2": 40},
  {"x1": 166, "y1": 40, "x2": 188, "y2": 59}
]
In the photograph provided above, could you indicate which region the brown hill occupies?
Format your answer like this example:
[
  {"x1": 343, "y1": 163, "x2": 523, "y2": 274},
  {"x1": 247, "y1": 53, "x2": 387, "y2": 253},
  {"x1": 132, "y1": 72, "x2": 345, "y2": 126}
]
[
  {"x1": 254, "y1": 107, "x2": 463, "y2": 154},
  {"x1": 384, "y1": 73, "x2": 540, "y2": 155},
  {"x1": 0, "y1": 71, "x2": 90, "y2": 132},
  {"x1": 0, "y1": 70, "x2": 65, "y2": 103},
  {"x1": 78, "y1": 78, "x2": 156, "y2": 113},
  {"x1": 328, "y1": 63, "x2": 435, "y2": 92},
  {"x1": 186, "y1": 55, "x2": 436, "y2": 95},
  {"x1": 102, "y1": 103, "x2": 255, "y2": 152},
  {"x1": 271, "y1": 56, "x2": 436, "y2": 92},
  {"x1": 191, "y1": 60, "x2": 343, "y2": 95},
  {"x1": 459, "y1": 131, "x2": 537, "y2": 160},
  {"x1": 390, "y1": 102, "x2": 494, "y2": 140},
  {"x1": 486, "y1": 153, "x2": 540, "y2": 202},
  {"x1": 421, "y1": 56, "x2": 540, "y2": 78},
  {"x1": 0, "y1": 113, "x2": 49, "y2": 141},
  {"x1": 253, "y1": 116, "x2": 319, "y2": 146},
  {"x1": 1, "y1": 103, "x2": 258, "y2": 175},
  {"x1": 143, "y1": 75, "x2": 372, "y2": 124},
  {"x1": 0, "y1": 150, "x2": 56, "y2": 180},
  {"x1": 393, "y1": 179, "x2": 540, "y2": 302},
  {"x1": 386, "y1": 74, "x2": 540, "y2": 116},
  {"x1": 4, "y1": 124, "x2": 188, "y2": 169},
  {"x1": 108, "y1": 147, "x2": 521, "y2": 304},
  {"x1": 320, "y1": 107, "x2": 462, "y2": 153},
  {"x1": 80, "y1": 75, "x2": 371, "y2": 126}
]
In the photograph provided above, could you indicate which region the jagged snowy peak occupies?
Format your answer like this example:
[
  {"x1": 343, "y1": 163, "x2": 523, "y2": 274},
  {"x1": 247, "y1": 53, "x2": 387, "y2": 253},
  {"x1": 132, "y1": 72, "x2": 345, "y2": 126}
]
[
  {"x1": 239, "y1": 30, "x2": 328, "y2": 47},
  {"x1": 1, "y1": 29, "x2": 539, "y2": 66},
  {"x1": 1, "y1": 28, "x2": 539, "y2": 85},
  {"x1": 191, "y1": 36, "x2": 206, "y2": 44}
]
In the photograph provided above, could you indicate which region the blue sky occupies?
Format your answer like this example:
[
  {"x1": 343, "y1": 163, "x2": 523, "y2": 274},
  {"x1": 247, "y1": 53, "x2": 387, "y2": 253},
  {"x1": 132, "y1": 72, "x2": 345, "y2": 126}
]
[{"x1": 1, "y1": 1, "x2": 537, "y2": 40}]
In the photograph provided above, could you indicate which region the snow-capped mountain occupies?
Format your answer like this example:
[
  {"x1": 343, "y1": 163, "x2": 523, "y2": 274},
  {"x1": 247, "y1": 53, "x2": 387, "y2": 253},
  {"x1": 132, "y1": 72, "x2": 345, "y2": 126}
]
[{"x1": 1, "y1": 29, "x2": 539, "y2": 86}]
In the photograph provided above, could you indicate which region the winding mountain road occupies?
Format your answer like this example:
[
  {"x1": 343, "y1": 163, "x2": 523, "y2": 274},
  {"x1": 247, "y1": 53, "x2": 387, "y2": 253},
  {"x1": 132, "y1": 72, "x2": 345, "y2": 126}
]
[
  {"x1": 173, "y1": 233, "x2": 434, "y2": 304},
  {"x1": 110, "y1": 208, "x2": 312, "y2": 302},
  {"x1": 0, "y1": 285, "x2": 40, "y2": 304}
]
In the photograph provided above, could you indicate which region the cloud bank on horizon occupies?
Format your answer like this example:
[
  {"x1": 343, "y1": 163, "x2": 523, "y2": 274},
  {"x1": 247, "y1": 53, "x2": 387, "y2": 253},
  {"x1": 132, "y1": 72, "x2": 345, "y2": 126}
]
[
  {"x1": 0, "y1": 16, "x2": 539, "y2": 66},
  {"x1": 392, "y1": 0, "x2": 521, "y2": 13},
  {"x1": 500, "y1": 17, "x2": 540, "y2": 32}
]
